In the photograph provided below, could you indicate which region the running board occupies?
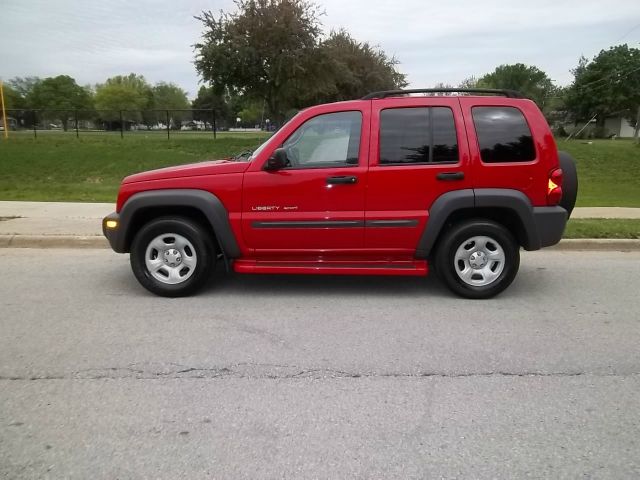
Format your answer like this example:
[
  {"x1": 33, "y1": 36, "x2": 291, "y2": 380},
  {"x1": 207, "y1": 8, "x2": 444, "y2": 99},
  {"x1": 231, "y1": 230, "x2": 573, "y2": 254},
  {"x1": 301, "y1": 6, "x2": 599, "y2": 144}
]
[{"x1": 233, "y1": 259, "x2": 428, "y2": 276}]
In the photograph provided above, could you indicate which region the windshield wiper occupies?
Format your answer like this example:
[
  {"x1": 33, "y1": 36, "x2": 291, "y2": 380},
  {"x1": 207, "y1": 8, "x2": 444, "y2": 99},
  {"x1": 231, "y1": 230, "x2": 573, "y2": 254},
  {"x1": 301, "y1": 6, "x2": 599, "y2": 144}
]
[{"x1": 233, "y1": 150, "x2": 253, "y2": 161}]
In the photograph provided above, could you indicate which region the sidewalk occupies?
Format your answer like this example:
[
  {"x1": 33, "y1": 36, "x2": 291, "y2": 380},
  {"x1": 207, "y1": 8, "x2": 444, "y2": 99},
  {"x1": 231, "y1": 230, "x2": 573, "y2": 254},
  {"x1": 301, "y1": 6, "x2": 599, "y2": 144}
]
[
  {"x1": 0, "y1": 201, "x2": 111, "y2": 248},
  {"x1": 0, "y1": 201, "x2": 639, "y2": 249}
]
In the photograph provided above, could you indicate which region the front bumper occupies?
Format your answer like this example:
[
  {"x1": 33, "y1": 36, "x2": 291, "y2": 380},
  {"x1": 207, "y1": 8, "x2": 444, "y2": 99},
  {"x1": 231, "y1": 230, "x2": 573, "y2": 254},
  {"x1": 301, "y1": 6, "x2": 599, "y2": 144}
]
[
  {"x1": 532, "y1": 206, "x2": 568, "y2": 248},
  {"x1": 102, "y1": 212, "x2": 126, "y2": 253}
]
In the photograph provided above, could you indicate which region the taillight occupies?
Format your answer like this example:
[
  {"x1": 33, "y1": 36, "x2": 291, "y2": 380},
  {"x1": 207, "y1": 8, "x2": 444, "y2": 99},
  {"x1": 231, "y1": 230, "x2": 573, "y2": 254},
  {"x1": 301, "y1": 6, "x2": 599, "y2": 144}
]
[{"x1": 547, "y1": 168, "x2": 563, "y2": 205}]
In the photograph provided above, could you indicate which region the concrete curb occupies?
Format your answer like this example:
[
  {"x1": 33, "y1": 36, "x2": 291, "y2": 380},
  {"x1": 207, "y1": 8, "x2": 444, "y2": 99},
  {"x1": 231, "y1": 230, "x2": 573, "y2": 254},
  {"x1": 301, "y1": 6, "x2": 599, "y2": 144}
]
[
  {"x1": 0, "y1": 235, "x2": 109, "y2": 249},
  {"x1": 0, "y1": 235, "x2": 639, "y2": 251},
  {"x1": 549, "y1": 239, "x2": 640, "y2": 251}
]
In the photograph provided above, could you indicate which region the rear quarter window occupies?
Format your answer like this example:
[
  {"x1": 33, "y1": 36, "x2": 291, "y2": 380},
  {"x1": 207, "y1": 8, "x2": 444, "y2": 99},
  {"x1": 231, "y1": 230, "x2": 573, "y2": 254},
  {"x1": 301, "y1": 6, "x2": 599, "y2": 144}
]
[{"x1": 472, "y1": 106, "x2": 536, "y2": 163}]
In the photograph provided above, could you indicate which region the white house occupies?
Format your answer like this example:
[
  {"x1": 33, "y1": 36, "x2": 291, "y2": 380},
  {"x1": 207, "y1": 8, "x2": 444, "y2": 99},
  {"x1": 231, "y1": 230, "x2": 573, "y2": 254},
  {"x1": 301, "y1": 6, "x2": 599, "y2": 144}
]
[{"x1": 605, "y1": 117, "x2": 637, "y2": 138}]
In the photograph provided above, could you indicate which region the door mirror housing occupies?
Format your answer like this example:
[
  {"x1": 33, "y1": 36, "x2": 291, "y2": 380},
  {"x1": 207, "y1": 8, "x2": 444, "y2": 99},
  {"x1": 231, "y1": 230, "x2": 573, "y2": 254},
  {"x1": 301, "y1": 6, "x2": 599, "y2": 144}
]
[{"x1": 265, "y1": 148, "x2": 288, "y2": 171}]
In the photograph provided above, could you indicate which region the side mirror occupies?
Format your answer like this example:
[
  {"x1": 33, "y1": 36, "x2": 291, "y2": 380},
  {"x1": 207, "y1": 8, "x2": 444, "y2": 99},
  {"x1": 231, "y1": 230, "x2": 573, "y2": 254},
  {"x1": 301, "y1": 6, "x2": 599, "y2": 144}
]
[{"x1": 265, "y1": 148, "x2": 288, "y2": 171}]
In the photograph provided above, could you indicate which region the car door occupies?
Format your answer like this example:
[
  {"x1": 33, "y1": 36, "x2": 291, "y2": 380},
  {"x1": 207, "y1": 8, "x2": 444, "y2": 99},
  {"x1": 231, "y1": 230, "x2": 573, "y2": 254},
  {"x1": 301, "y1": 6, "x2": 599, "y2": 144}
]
[
  {"x1": 242, "y1": 105, "x2": 369, "y2": 255},
  {"x1": 365, "y1": 96, "x2": 473, "y2": 253}
]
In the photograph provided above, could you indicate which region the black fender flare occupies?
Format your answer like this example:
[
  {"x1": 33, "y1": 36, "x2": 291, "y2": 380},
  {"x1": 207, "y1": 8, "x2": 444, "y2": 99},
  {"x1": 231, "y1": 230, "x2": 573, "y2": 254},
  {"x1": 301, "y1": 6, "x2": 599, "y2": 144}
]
[
  {"x1": 115, "y1": 189, "x2": 240, "y2": 257},
  {"x1": 415, "y1": 189, "x2": 474, "y2": 258},
  {"x1": 415, "y1": 188, "x2": 541, "y2": 258}
]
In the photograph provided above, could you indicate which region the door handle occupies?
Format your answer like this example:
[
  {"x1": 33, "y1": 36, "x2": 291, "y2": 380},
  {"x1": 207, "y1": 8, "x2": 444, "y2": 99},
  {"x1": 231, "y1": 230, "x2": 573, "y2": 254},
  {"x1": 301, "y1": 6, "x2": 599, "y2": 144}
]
[
  {"x1": 327, "y1": 175, "x2": 358, "y2": 185},
  {"x1": 436, "y1": 172, "x2": 464, "y2": 181}
]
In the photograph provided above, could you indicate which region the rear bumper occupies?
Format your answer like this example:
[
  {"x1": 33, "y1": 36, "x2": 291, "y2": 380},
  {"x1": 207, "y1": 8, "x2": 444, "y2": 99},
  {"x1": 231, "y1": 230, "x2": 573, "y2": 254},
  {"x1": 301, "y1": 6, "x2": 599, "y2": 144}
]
[
  {"x1": 532, "y1": 206, "x2": 568, "y2": 248},
  {"x1": 102, "y1": 212, "x2": 126, "y2": 253}
]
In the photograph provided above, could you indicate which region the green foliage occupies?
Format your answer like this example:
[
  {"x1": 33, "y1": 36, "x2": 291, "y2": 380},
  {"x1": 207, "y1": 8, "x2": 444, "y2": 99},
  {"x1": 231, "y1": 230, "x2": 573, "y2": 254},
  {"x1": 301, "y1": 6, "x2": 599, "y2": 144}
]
[
  {"x1": 7, "y1": 76, "x2": 41, "y2": 100},
  {"x1": 477, "y1": 63, "x2": 555, "y2": 108},
  {"x1": 2, "y1": 83, "x2": 23, "y2": 110},
  {"x1": 458, "y1": 76, "x2": 479, "y2": 89},
  {"x1": 565, "y1": 45, "x2": 640, "y2": 126},
  {"x1": 25, "y1": 75, "x2": 93, "y2": 130},
  {"x1": 152, "y1": 83, "x2": 189, "y2": 110},
  {"x1": 94, "y1": 74, "x2": 153, "y2": 122},
  {"x1": 195, "y1": 0, "x2": 323, "y2": 122},
  {"x1": 191, "y1": 86, "x2": 231, "y2": 125},
  {"x1": 307, "y1": 29, "x2": 407, "y2": 103},
  {"x1": 151, "y1": 82, "x2": 190, "y2": 128},
  {"x1": 194, "y1": 1, "x2": 406, "y2": 121},
  {"x1": 238, "y1": 101, "x2": 264, "y2": 126}
]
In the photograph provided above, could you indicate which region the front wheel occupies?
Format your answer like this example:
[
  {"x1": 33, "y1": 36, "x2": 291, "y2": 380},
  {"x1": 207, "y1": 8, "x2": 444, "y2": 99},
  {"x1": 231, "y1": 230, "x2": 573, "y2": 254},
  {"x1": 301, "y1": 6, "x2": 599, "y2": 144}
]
[
  {"x1": 435, "y1": 220, "x2": 520, "y2": 299},
  {"x1": 130, "y1": 217, "x2": 215, "y2": 297}
]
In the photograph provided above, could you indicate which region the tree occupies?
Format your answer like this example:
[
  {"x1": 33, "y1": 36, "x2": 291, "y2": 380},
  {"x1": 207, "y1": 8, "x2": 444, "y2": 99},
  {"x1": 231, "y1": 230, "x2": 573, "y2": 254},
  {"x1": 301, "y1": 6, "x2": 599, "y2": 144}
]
[
  {"x1": 458, "y1": 76, "x2": 478, "y2": 89},
  {"x1": 477, "y1": 63, "x2": 555, "y2": 108},
  {"x1": 1, "y1": 83, "x2": 23, "y2": 110},
  {"x1": 94, "y1": 74, "x2": 152, "y2": 124},
  {"x1": 7, "y1": 77, "x2": 41, "y2": 104},
  {"x1": 151, "y1": 82, "x2": 190, "y2": 128},
  {"x1": 194, "y1": 0, "x2": 324, "y2": 122},
  {"x1": 428, "y1": 82, "x2": 455, "y2": 95},
  {"x1": 565, "y1": 44, "x2": 640, "y2": 136},
  {"x1": 26, "y1": 75, "x2": 93, "y2": 130},
  {"x1": 191, "y1": 85, "x2": 231, "y2": 127},
  {"x1": 3, "y1": 77, "x2": 41, "y2": 129},
  {"x1": 307, "y1": 29, "x2": 407, "y2": 103}
]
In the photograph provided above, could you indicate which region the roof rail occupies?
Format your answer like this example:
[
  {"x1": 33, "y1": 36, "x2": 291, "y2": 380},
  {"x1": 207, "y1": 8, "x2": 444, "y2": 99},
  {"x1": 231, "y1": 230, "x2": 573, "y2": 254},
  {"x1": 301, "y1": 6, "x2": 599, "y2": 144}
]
[{"x1": 361, "y1": 88, "x2": 525, "y2": 100}]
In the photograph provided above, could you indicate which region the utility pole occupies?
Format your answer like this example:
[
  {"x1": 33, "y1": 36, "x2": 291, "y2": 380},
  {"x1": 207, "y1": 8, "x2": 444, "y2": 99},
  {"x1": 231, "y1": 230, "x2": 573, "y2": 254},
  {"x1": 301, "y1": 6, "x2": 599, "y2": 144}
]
[
  {"x1": 0, "y1": 80, "x2": 8, "y2": 140},
  {"x1": 634, "y1": 105, "x2": 640, "y2": 144}
]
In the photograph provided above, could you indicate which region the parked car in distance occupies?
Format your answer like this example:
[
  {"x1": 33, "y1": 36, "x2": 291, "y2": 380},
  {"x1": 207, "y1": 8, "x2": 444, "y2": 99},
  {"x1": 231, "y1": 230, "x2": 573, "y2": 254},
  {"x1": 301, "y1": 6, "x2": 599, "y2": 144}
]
[{"x1": 103, "y1": 88, "x2": 578, "y2": 299}]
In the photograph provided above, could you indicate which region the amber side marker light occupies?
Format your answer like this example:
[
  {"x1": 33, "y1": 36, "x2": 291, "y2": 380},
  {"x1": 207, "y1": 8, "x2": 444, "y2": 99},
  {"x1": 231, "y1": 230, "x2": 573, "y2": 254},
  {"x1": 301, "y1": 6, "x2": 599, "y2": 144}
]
[
  {"x1": 105, "y1": 220, "x2": 118, "y2": 229},
  {"x1": 547, "y1": 168, "x2": 563, "y2": 205}
]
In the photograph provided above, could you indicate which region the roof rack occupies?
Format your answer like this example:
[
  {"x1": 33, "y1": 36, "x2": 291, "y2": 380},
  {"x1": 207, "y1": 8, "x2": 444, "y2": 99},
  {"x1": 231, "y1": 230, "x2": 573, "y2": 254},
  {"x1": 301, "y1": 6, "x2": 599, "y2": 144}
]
[{"x1": 361, "y1": 88, "x2": 525, "y2": 100}]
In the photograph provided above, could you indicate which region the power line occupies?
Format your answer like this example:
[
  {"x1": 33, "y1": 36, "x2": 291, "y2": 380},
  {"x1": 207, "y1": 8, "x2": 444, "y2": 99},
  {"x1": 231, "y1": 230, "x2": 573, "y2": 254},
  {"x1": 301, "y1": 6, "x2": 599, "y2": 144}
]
[
  {"x1": 613, "y1": 23, "x2": 640, "y2": 44},
  {"x1": 572, "y1": 64, "x2": 640, "y2": 93}
]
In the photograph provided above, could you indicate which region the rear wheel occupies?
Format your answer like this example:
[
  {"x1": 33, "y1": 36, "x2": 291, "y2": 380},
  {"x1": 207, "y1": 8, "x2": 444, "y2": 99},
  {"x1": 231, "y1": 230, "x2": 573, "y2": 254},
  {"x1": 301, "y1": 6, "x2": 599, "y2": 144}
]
[
  {"x1": 130, "y1": 217, "x2": 215, "y2": 297},
  {"x1": 435, "y1": 220, "x2": 520, "y2": 299}
]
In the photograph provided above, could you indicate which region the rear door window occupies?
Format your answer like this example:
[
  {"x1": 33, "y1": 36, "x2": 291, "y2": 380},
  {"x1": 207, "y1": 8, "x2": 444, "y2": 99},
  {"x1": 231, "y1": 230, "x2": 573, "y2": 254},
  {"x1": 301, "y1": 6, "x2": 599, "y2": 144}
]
[{"x1": 379, "y1": 107, "x2": 458, "y2": 165}]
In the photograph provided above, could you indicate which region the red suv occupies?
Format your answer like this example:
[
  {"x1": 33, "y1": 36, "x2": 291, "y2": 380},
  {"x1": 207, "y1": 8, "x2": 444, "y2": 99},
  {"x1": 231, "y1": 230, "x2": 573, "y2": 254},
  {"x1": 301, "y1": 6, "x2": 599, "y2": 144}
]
[{"x1": 103, "y1": 89, "x2": 577, "y2": 299}]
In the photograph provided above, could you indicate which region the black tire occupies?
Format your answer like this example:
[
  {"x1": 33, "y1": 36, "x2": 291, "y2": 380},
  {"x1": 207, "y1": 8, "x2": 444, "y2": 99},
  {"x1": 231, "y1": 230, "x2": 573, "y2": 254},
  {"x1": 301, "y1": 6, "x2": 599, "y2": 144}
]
[
  {"x1": 435, "y1": 219, "x2": 520, "y2": 299},
  {"x1": 558, "y1": 151, "x2": 578, "y2": 218},
  {"x1": 130, "y1": 216, "x2": 215, "y2": 297}
]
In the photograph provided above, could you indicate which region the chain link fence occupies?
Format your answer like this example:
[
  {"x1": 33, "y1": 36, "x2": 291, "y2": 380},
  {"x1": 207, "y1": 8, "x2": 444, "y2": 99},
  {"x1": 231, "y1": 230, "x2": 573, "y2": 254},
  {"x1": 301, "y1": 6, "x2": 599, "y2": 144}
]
[{"x1": 1, "y1": 109, "x2": 242, "y2": 139}]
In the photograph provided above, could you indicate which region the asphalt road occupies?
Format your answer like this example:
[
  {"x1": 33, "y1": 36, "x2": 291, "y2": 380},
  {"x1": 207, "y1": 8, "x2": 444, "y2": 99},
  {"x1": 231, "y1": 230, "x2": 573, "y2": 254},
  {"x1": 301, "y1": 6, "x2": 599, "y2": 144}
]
[{"x1": 1, "y1": 248, "x2": 639, "y2": 479}]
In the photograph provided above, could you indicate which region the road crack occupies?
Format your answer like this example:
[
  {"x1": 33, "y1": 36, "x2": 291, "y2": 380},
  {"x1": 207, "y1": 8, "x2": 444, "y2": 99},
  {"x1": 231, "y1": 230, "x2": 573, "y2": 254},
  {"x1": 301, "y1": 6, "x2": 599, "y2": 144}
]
[{"x1": 1, "y1": 363, "x2": 638, "y2": 381}]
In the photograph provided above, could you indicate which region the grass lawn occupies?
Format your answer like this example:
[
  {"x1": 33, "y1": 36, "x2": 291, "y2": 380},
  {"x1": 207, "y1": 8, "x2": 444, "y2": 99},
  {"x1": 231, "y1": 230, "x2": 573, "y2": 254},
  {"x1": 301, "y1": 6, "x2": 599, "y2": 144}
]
[
  {"x1": 560, "y1": 139, "x2": 640, "y2": 207},
  {"x1": 0, "y1": 131, "x2": 638, "y2": 206},
  {"x1": 563, "y1": 218, "x2": 640, "y2": 239},
  {"x1": 0, "y1": 131, "x2": 269, "y2": 202}
]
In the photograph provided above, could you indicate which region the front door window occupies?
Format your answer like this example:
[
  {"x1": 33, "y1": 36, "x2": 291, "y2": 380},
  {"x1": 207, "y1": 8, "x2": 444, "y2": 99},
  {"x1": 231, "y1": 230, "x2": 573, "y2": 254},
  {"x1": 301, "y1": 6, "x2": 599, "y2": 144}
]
[{"x1": 281, "y1": 111, "x2": 362, "y2": 168}]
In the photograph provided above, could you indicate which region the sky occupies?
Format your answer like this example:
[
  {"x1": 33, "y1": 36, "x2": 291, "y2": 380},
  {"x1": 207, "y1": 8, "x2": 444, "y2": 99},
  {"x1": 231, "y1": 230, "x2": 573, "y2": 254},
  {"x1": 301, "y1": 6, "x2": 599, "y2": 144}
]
[{"x1": 2, "y1": 0, "x2": 640, "y2": 99}]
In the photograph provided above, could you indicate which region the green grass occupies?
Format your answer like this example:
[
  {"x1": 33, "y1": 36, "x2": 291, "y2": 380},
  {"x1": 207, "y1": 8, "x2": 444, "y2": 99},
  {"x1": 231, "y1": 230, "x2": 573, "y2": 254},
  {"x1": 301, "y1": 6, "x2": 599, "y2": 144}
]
[
  {"x1": 0, "y1": 132, "x2": 269, "y2": 202},
  {"x1": 563, "y1": 218, "x2": 640, "y2": 239},
  {"x1": 0, "y1": 132, "x2": 638, "y2": 206},
  {"x1": 560, "y1": 139, "x2": 640, "y2": 207}
]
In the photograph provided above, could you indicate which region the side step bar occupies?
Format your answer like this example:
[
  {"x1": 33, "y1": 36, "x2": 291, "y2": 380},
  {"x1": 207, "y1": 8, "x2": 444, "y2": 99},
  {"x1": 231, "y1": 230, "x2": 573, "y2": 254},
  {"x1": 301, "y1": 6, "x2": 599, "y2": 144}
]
[{"x1": 233, "y1": 260, "x2": 428, "y2": 276}]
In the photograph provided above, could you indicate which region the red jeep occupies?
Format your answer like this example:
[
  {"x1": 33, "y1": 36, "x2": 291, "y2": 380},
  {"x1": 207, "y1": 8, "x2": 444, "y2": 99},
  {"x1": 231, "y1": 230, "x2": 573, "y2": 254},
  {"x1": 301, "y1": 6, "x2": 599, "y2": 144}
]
[{"x1": 103, "y1": 88, "x2": 577, "y2": 299}]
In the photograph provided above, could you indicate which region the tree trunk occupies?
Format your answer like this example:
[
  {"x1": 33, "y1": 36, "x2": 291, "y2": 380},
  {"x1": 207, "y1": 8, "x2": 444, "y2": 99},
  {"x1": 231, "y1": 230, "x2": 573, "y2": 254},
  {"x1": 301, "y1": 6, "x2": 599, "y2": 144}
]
[{"x1": 634, "y1": 105, "x2": 640, "y2": 144}]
